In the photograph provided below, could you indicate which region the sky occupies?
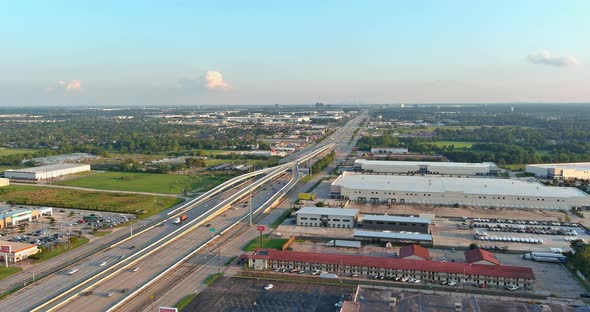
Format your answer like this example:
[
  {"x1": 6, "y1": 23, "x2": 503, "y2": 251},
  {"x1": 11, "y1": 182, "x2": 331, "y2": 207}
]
[{"x1": 1, "y1": 0, "x2": 589, "y2": 106}]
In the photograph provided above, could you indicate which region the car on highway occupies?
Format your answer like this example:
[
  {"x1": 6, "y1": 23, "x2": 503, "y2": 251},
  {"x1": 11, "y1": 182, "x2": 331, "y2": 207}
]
[
  {"x1": 206, "y1": 223, "x2": 212, "y2": 227},
  {"x1": 128, "y1": 245, "x2": 135, "y2": 249},
  {"x1": 99, "y1": 261, "x2": 107, "y2": 267},
  {"x1": 264, "y1": 284, "x2": 273, "y2": 291},
  {"x1": 131, "y1": 267, "x2": 140, "y2": 272},
  {"x1": 67, "y1": 268, "x2": 79, "y2": 275},
  {"x1": 119, "y1": 255, "x2": 125, "y2": 260},
  {"x1": 82, "y1": 290, "x2": 93, "y2": 296},
  {"x1": 106, "y1": 292, "x2": 115, "y2": 297}
]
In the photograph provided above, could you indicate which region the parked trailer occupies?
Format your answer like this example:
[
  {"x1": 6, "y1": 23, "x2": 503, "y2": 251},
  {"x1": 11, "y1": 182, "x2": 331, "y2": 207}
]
[
  {"x1": 326, "y1": 240, "x2": 361, "y2": 248},
  {"x1": 522, "y1": 252, "x2": 566, "y2": 263}
]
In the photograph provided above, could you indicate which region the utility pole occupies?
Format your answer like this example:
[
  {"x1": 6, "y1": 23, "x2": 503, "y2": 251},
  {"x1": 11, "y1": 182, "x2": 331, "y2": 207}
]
[{"x1": 249, "y1": 186, "x2": 253, "y2": 226}]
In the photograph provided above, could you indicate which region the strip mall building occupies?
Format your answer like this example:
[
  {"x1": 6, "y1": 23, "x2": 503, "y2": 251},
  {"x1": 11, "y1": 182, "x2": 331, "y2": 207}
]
[{"x1": 247, "y1": 249, "x2": 535, "y2": 289}]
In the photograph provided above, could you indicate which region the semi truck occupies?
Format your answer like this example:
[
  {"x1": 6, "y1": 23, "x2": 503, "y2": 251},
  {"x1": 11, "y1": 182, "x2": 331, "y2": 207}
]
[
  {"x1": 173, "y1": 215, "x2": 188, "y2": 225},
  {"x1": 326, "y1": 240, "x2": 361, "y2": 248},
  {"x1": 522, "y1": 252, "x2": 566, "y2": 263}
]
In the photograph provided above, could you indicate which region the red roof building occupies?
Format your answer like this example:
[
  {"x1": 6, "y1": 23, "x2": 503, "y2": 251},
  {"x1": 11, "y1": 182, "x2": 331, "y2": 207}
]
[
  {"x1": 248, "y1": 249, "x2": 534, "y2": 289},
  {"x1": 464, "y1": 248, "x2": 501, "y2": 266},
  {"x1": 399, "y1": 244, "x2": 430, "y2": 260}
]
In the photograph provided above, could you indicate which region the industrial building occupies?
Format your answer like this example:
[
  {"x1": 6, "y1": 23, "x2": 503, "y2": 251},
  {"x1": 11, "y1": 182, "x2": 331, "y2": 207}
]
[
  {"x1": 295, "y1": 207, "x2": 358, "y2": 228},
  {"x1": 4, "y1": 163, "x2": 91, "y2": 180},
  {"x1": 353, "y1": 230, "x2": 433, "y2": 245},
  {"x1": 526, "y1": 163, "x2": 590, "y2": 180},
  {"x1": 331, "y1": 173, "x2": 590, "y2": 210},
  {"x1": 359, "y1": 214, "x2": 431, "y2": 233},
  {"x1": 0, "y1": 178, "x2": 9, "y2": 187},
  {"x1": 354, "y1": 159, "x2": 499, "y2": 176},
  {"x1": 0, "y1": 207, "x2": 53, "y2": 229},
  {"x1": 247, "y1": 249, "x2": 535, "y2": 289}
]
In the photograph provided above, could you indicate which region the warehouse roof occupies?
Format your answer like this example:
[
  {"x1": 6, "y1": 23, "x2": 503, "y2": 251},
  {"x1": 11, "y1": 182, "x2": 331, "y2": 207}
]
[
  {"x1": 249, "y1": 249, "x2": 534, "y2": 280},
  {"x1": 360, "y1": 214, "x2": 431, "y2": 224},
  {"x1": 354, "y1": 159, "x2": 497, "y2": 168},
  {"x1": 527, "y1": 163, "x2": 590, "y2": 171},
  {"x1": 296, "y1": 207, "x2": 359, "y2": 217},
  {"x1": 332, "y1": 173, "x2": 589, "y2": 198},
  {"x1": 353, "y1": 230, "x2": 433, "y2": 242},
  {"x1": 5, "y1": 163, "x2": 89, "y2": 173}
]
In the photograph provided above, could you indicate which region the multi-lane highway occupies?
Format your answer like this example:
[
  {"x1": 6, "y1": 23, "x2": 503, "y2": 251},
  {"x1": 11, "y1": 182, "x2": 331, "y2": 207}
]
[{"x1": 0, "y1": 112, "x2": 365, "y2": 312}]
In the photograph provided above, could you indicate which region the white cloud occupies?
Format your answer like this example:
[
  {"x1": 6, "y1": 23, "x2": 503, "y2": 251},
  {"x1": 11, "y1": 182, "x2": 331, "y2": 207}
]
[
  {"x1": 178, "y1": 70, "x2": 230, "y2": 91},
  {"x1": 47, "y1": 79, "x2": 82, "y2": 92},
  {"x1": 527, "y1": 50, "x2": 579, "y2": 67}
]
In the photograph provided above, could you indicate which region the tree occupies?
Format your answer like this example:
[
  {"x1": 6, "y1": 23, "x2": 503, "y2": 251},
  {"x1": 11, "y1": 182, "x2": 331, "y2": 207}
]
[{"x1": 469, "y1": 243, "x2": 479, "y2": 250}]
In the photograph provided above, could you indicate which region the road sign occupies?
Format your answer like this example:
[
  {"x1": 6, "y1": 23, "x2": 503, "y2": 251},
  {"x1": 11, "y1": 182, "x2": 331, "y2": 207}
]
[
  {"x1": 257, "y1": 225, "x2": 266, "y2": 231},
  {"x1": 209, "y1": 227, "x2": 216, "y2": 232},
  {"x1": 0, "y1": 246, "x2": 11, "y2": 253}
]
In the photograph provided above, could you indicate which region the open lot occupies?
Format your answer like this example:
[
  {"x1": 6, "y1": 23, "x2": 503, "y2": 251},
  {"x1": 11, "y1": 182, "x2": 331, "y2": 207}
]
[
  {"x1": 184, "y1": 275, "x2": 353, "y2": 312},
  {"x1": 55, "y1": 171, "x2": 232, "y2": 194},
  {"x1": 0, "y1": 185, "x2": 182, "y2": 218}
]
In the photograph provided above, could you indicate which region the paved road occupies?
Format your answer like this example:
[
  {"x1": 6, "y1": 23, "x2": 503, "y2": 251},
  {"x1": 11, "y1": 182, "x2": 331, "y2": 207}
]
[{"x1": 13, "y1": 182, "x2": 183, "y2": 198}]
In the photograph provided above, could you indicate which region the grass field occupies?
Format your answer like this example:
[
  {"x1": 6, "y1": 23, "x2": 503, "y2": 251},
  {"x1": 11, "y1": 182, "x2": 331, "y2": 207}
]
[
  {"x1": 93, "y1": 230, "x2": 112, "y2": 237},
  {"x1": 243, "y1": 234, "x2": 287, "y2": 251},
  {"x1": 30, "y1": 236, "x2": 90, "y2": 263},
  {"x1": 0, "y1": 148, "x2": 36, "y2": 156},
  {"x1": 0, "y1": 267, "x2": 22, "y2": 281},
  {"x1": 428, "y1": 141, "x2": 475, "y2": 148},
  {"x1": 0, "y1": 185, "x2": 183, "y2": 218},
  {"x1": 56, "y1": 171, "x2": 232, "y2": 194},
  {"x1": 176, "y1": 293, "x2": 198, "y2": 310},
  {"x1": 203, "y1": 273, "x2": 223, "y2": 285}
]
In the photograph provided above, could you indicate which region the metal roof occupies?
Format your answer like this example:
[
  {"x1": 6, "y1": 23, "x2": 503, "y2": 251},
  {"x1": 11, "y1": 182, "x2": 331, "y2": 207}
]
[
  {"x1": 353, "y1": 230, "x2": 433, "y2": 241},
  {"x1": 360, "y1": 214, "x2": 431, "y2": 224},
  {"x1": 354, "y1": 159, "x2": 497, "y2": 168},
  {"x1": 296, "y1": 207, "x2": 359, "y2": 217},
  {"x1": 526, "y1": 163, "x2": 590, "y2": 171},
  {"x1": 332, "y1": 174, "x2": 589, "y2": 198},
  {"x1": 5, "y1": 163, "x2": 89, "y2": 173}
]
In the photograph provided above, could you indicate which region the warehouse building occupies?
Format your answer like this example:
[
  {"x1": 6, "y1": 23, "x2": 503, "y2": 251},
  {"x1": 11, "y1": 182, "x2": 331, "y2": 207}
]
[
  {"x1": 526, "y1": 163, "x2": 590, "y2": 180},
  {"x1": 0, "y1": 241, "x2": 41, "y2": 263},
  {"x1": 0, "y1": 207, "x2": 53, "y2": 229},
  {"x1": 331, "y1": 173, "x2": 590, "y2": 210},
  {"x1": 247, "y1": 249, "x2": 535, "y2": 289},
  {"x1": 296, "y1": 207, "x2": 358, "y2": 228},
  {"x1": 359, "y1": 214, "x2": 431, "y2": 233},
  {"x1": 4, "y1": 163, "x2": 91, "y2": 180},
  {"x1": 354, "y1": 159, "x2": 499, "y2": 176}
]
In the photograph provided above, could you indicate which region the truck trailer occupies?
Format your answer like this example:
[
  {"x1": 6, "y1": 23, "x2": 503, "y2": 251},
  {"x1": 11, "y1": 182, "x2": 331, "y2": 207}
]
[
  {"x1": 522, "y1": 252, "x2": 566, "y2": 263},
  {"x1": 326, "y1": 240, "x2": 361, "y2": 248}
]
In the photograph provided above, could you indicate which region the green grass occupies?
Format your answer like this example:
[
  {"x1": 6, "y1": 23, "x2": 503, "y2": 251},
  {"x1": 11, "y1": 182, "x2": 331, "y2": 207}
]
[
  {"x1": 0, "y1": 148, "x2": 36, "y2": 156},
  {"x1": 428, "y1": 141, "x2": 475, "y2": 148},
  {"x1": 271, "y1": 210, "x2": 292, "y2": 228},
  {"x1": 203, "y1": 273, "x2": 223, "y2": 285},
  {"x1": 93, "y1": 230, "x2": 112, "y2": 237},
  {"x1": 30, "y1": 236, "x2": 90, "y2": 263},
  {"x1": 176, "y1": 293, "x2": 198, "y2": 311},
  {"x1": 56, "y1": 171, "x2": 232, "y2": 194},
  {"x1": 243, "y1": 234, "x2": 288, "y2": 251},
  {"x1": 0, "y1": 185, "x2": 183, "y2": 219},
  {"x1": 0, "y1": 267, "x2": 22, "y2": 281}
]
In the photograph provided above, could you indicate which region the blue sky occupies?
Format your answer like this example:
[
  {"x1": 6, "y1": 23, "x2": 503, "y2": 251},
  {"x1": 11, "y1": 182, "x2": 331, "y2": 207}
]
[{"x1": 1, "y1": 0, "x2": 589, "y2": 106}]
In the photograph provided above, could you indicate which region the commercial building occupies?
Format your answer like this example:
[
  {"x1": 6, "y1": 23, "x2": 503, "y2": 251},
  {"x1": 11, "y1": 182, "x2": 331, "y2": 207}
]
[
  {"x1": 353, "y1": 230, "x2": 433, "y2": 245},
  {"x1": 0, "y1": 207, "x2": 53, "y2": 229},
  {"x1": 526, "y1": 163, "x2": 590, "y2": 180},
  {"x1": 359, "y1": 214, "x2": 431, "y2": 233},
  {"x1": 0, "y1": 178, "x2": 9, "y2": 187},
  {"x1": 370, "y1": 147, "x2": 408, "y2": 155},
  {"x1": 354, "y1": 159, "x2": 499, "y2": 176},
  {"x1": 399, "y1": 244, "x2": 430, "y2": 260},
  {"x1": 0, "y1": 241, "x2": 41, "y2": 263},
  {"x1": 331, "y1": 173, "x2": 590, "y2": 210},
  {"x1": 4, "y1": 163, "x2": 91, "y2": 180},
  {"x1": 247, "y1": 249, "x2": 535, "y2": 289},
  {"x1": 464, "y1": 248, "x2": 500, "y2": 266},
  {"x1": 296, "y1": 207, "x2": 358, "y2": 228}
]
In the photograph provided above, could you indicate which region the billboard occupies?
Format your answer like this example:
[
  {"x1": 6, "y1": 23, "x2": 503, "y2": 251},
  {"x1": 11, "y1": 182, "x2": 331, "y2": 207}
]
[
  {"x1": 159, "y1": 308, "x2": 178, "y2": 312},
  {"x1": 0, "y1": 245, "x2": 12, "y2": 253},
  {"x1": 257, "y1": 225, "x2": 266, "y2": 231}
]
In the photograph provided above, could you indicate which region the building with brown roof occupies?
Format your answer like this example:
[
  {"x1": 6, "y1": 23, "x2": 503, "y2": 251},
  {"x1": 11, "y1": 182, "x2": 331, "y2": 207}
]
[
  {"x1": 464, "y1": 248, "x2": 501, "y2": 266},
  {"x1": 248, "y1": 249, "x2": 534, "y2": 289},
  {"x1": 399, "y1": 244, "x2": 430, "y2": 260},
  {"x1": 0, "y1": 240, "x2": 41, "y2": 263}
]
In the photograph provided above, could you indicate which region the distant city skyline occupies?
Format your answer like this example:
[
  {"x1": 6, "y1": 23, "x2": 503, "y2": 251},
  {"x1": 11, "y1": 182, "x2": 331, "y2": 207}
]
[{"x1": 1, "y1": 1, "x2": 589, "y2": 106}]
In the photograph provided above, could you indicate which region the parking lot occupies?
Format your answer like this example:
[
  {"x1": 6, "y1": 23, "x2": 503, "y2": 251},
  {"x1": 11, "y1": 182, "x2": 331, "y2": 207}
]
[
  {"x1": 0, "y1": 206, "x2": 135, "y2": 249},
  {"x1": 185, "y1": 276, "x2": 354, "y2": 312}
]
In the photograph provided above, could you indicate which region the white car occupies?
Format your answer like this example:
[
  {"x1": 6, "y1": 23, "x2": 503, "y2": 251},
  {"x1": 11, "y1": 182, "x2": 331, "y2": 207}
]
[
  {"x1": 99, "y1": 261, "x2": 107, "y2": 267},
  {"x1": 264, "y1": 284, "x2": 274, "y2": 291},
  {"x1": 67, "y1": 268, "x2": 79, "y2": 275},
  {"x1": 506, "y1": 285, "x2": 519, "y2": 291},
  {"x1": 131, "y1": 267, "x2": 140, "y2": 272},
  {"x1": 448, "y1": 281, "x2": 457, "y2": 286},
  {"x1": 413, "y1": 279, "x2": 421, "y2": 284},
  {"x1": 312, "y1": 270, "x2": 321, "y2": 275},
  {"x1": 401, "y1": 277, "x2": 409, "y2": 282}
]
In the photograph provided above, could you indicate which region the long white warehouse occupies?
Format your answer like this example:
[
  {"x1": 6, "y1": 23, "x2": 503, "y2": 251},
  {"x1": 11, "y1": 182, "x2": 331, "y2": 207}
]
[
  {"x1": 526, "y1": 163, "x2": 590, "y2": 180},
  {"x1": 354, "y1": 159, "x2": 499, "y2": 176},
  {"x1": 4, "y1": 163, "x2": 91, "y2": 180},
  {"x1": 330, "y1": 173, "x2": 590, "y2": 210}
]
